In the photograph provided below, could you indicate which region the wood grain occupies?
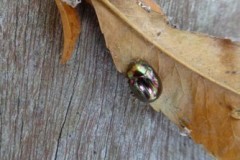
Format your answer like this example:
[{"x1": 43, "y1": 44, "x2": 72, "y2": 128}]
[
  {"x1": 2, "y1": 0, "x2": 238, "y2": 159},
  {"x1": 158, "y1": 0, "x2": 240, "y2": 41}
]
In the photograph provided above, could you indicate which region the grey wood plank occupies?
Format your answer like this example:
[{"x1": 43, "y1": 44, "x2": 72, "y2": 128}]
[
  {"x1": 157, "y1": 0, "x2": 240, "y2": 41},
  {"x1": 2, "y1": 0, "x2": 239, "y2": 159}
]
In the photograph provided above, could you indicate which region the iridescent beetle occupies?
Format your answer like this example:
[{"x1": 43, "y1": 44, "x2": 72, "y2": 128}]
[{"x1": 127, "y1": 60, "x2": 162, "y2": 102}]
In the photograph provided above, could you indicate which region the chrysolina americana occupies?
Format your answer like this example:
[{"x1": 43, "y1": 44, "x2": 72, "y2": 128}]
[{"x1": 126, "y1": 60, "x2": 162, "y2": 103}]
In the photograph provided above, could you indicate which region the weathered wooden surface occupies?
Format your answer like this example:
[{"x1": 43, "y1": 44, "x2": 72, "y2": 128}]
[
  {"x1": 158, "y1": 0, "x2": 240, "y2": 41},
  {"x1": 1, "y1": 0, "x2": 238, "y2": 159}
]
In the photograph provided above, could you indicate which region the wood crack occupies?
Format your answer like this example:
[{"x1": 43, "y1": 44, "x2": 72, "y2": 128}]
[
  {"x1": 54, "y1": 91, "x2": 73, "y2": 160},
  {"x1": 53, "y1": 59, "x2": 81, "y2": 159}
]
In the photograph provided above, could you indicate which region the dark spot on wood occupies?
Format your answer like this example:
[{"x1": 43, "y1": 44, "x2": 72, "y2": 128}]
[{"x1": 172, "y1": 24, "x2": 177, "y2": 28}]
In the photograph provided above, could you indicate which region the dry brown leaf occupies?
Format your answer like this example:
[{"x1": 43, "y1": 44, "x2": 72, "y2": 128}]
[
  {"x1": 55, "y1": 0, "x2": 81, "y2": 64},
  {"x1": 88, "y1": 0, "x2": 240, "y2": 159}
]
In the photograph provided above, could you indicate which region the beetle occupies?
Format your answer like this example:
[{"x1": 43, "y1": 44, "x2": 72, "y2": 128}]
[{"x1": 126, "y1": 60, "x2": 162, "y2": 103}]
